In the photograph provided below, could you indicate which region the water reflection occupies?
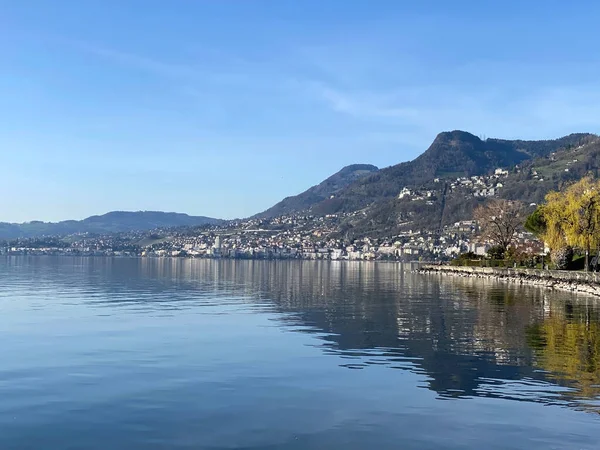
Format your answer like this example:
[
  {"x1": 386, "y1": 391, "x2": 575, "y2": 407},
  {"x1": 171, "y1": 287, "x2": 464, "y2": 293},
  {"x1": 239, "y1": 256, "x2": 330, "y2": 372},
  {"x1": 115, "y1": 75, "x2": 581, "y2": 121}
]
[
  {"x1": 3, "y1": 256, "x2": 600, "y2": 413},
  {"x1": 526, "y1": 304, "x2": 600, "y2": 406}
]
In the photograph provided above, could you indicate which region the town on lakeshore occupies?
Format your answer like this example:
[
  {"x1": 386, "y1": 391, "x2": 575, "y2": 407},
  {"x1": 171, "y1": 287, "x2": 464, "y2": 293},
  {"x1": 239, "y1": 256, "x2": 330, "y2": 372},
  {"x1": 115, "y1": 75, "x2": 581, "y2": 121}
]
[
  {"x1": 1, "y1": 213, "x2": 511, "y2": 261},
  {"x1": 0, "y1": 169, "x2": 541, "y2": 262}
]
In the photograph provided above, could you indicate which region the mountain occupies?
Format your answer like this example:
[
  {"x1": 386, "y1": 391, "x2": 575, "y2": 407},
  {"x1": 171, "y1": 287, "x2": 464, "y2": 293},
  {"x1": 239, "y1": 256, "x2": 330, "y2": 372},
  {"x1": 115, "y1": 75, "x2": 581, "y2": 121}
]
[
  {"x1": 500, "y1": 135, "x2": 600, "y2": 204},
  {"x1": 0, "y1": 211, "x2": 223, "y2": 240},
  {"x1": 335, "y1": 132, "x2": 600, "y2": 238},
  {"x1": 309, "y1": 131, "x2": 595, "y2": 215},
  {"x1": 255, "y1": 164, "x2": 379, "y2": 218},
  {"x1": 254, "y1": 130, "x2": 597, "y2": 238}
]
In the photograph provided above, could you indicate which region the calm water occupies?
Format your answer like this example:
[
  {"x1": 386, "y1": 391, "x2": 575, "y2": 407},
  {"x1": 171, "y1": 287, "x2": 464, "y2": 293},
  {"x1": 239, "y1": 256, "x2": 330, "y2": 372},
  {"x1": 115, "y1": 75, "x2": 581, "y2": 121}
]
[{"x1": 1, "y1": 257, "x2": 600, "y2": 449}]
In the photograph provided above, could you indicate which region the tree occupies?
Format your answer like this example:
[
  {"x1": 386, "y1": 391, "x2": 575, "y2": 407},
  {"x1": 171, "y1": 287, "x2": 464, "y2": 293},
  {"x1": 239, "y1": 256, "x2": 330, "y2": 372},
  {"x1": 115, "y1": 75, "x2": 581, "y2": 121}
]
[
  {"x1": 487, "y1": 245, "x2": 505, "y2": 260},
  {"x1": 474, "y1": 199, "x2": 525, "y2": 253},
  {"x1": 524, "y1": 206, "x2": 547, "y2": 237},
  {"x1": 542, "y1": 177, "x2": 600, "y2": 271},
  {"x1": 550, "y1": 245, "x2": 573, "y2": 270}
]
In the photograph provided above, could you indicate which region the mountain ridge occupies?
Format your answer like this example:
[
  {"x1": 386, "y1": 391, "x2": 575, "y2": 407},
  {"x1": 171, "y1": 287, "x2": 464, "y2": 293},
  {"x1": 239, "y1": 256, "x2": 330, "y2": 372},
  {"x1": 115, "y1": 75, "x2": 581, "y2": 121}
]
[
  {"x1": 255, "y1": 163, "x2": 379, "y2": 218},
  {"x1": 334, "y1": 132, "x2": 600, "y2": 238},
  {"x1": 295, "y1": 131, "x2": 596, "y2": 216}
]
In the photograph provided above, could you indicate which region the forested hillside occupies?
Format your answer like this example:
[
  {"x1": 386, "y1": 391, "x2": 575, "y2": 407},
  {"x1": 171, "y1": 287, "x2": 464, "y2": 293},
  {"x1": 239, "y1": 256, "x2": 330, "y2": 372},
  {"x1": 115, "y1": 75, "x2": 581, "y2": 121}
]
[{"x1": 296, "y1": 131, "x2": 593, "y2": 216}]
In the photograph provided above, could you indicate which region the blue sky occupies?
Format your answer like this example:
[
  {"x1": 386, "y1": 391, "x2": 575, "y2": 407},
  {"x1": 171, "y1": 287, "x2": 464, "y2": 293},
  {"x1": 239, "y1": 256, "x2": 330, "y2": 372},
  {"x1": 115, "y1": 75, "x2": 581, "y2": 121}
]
[{"x1": 2, "y1": 0, "x2": 600, "y2": 222}]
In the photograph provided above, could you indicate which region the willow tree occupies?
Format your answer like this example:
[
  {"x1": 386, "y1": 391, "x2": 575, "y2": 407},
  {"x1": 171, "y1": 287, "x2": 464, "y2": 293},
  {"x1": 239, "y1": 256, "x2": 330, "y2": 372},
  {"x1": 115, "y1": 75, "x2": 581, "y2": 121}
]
[
  {"x1": 543, "y1": 177, "x2": 600, "y2": 271},
  {"x1": 543, "y1": 192, "x2": 569, "y2": 251},
  {"x1": 474, "y1": 199, "x2": 525, "y2": 254}
]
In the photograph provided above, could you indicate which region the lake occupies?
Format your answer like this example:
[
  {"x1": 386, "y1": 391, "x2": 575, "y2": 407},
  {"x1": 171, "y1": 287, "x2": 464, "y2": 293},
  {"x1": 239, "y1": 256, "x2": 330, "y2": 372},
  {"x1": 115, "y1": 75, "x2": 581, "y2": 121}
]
[{"x1": 1, "y1": 257, "x2": 599, "y2": 449}]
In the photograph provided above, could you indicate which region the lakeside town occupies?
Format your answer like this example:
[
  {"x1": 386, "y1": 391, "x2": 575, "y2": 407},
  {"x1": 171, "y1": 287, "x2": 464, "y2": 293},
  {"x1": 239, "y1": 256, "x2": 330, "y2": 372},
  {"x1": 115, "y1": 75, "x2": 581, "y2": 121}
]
[
  {"x1": 0, "y1": 211, "x2": 542, "y2": 261},
  {"x1": 0, "y1": 169, "x2": 549, "y2": 262}
]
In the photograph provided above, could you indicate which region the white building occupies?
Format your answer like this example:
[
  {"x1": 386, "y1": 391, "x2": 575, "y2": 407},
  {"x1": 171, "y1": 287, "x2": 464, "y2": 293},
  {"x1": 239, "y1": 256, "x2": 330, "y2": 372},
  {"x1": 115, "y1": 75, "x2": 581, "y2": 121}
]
[
  {"x1": 330, "y1": 249, "x2": 344, "y2": 260},
  {"x1": 469, "y1": 242, "x2": 489, "y2": 256},
  {"x1": 398, "y1": 187, "x2": 412, "y2": 199}
]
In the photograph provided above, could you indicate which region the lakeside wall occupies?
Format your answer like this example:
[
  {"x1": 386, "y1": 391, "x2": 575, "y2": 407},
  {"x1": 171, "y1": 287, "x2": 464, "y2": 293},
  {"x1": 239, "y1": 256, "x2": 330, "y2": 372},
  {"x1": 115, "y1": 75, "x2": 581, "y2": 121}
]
[{"x1": 419, "y1": 265, "x2": 600, "y2": 297}]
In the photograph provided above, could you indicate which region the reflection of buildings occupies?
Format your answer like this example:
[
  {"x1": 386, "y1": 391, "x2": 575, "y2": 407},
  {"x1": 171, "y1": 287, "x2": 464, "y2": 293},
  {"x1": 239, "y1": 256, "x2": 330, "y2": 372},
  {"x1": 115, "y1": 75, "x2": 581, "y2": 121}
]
[
  {"x1": 17, "y1": 257, "x2": 600, "y2": 412},
  {"x1": 212, "y1": 236, "x2": 221, "y2": 257}
]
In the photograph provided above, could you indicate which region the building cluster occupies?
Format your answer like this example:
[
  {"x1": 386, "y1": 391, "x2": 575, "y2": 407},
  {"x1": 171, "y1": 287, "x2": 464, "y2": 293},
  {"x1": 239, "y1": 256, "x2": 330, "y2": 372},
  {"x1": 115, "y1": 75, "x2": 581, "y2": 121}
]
[
  {"x1": 140, "y1": 214, "x2": 425, "y2": 260},
  {"x1": 1, "y1": 231, "x2": 147, "y2": 257},
  {"x1": 398, "y1": 187, "x2": 436, "y2": 204},
  {"x1": 449, "y1": 169, "x2": 509, "y2": 198},
  {"x1": 396, "y1": 169, "x2": 510, "y2": 205}
]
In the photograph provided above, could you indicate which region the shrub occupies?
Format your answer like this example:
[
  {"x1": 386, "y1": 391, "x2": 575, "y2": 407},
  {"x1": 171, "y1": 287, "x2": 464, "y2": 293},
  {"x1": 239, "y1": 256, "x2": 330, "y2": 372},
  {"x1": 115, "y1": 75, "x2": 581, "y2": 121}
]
[
  {"x1": 450, "y1": 252, "x2": 483, "y2": 266},
  {"x1": 487, "y1": 245, "x2": 505, "y2": 260}
]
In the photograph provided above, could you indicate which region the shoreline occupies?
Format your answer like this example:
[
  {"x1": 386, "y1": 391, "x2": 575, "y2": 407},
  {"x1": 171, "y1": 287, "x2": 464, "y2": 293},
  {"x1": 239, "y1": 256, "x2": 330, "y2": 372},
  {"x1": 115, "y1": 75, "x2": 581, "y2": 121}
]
[
  {"x1": 417, "y1": 265, "x2": 600, "y2": 297},
  {"x1": 0, "y1": 254, "x2": 420, "y2": 265}
]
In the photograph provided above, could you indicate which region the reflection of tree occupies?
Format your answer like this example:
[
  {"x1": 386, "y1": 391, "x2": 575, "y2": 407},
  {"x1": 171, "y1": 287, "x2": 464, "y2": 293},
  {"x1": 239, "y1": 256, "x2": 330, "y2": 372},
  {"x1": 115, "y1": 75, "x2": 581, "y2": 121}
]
[{"x1": 527, "y1": 303, "x2": 600, "y2": 401}]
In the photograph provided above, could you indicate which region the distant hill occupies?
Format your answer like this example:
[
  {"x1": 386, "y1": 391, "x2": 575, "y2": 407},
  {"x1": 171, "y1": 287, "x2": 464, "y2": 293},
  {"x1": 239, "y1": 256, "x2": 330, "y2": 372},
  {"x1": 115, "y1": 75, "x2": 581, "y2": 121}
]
[
  {"x1": 0, "y1": 211, "x2": 222, "y2": 240},
  {"x1": 255, "y1": 164, "x2": 379, "y2": 218}
]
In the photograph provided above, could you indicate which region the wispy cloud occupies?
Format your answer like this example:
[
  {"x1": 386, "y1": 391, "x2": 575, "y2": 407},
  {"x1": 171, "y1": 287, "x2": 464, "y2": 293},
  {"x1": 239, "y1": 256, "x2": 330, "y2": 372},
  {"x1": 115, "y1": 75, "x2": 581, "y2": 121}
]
[
  {"x1": 67, "y1": 39, "x2": 266, "y2": 88},
  {"x1": 313, "y1": 84, "x2": 420, "y2": 119},
  {"x1": 306, "y1": 79, "x2": 600, "y2": 141},
  {"x1": 56, "y1": 37, "x2": 600, "y2": 144},
  {"x1": 75, "y1": 42, "x2": 202, "y2": 79},
  {"x1": 61, "y1": 38, "x2": 207, "y2": 81}
]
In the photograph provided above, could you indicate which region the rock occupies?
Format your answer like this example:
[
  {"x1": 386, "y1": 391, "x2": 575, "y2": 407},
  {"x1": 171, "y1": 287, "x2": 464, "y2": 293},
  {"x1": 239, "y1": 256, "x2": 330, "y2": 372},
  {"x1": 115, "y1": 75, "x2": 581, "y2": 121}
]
[{"x1": 417, "y1": 266, "x2": 600, "y2": 298}]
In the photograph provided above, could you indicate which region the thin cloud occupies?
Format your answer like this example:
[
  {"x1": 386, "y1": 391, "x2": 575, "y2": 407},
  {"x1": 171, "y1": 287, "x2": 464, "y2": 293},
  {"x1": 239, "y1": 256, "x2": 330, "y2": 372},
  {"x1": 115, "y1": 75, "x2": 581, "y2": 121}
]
[
  {"x1": 307, "y1": 79, "x2": 600, "y2": 141},
  {"x1": 310, "y1": 83, "x2": 419, "y2": 120},
  {"x1": 68, "y1": 39, "x2": 259, "y2": 85},
  {"x1": 69, "y1": 40, "x2": 202, "y2": 79}
]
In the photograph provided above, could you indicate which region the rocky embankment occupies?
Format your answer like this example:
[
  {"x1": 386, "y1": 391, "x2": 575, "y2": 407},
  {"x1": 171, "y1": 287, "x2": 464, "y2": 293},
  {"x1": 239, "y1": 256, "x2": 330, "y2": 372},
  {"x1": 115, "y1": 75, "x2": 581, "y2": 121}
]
[{"x1": 418, "y1": 265, "x2": 600, "y2": 297}]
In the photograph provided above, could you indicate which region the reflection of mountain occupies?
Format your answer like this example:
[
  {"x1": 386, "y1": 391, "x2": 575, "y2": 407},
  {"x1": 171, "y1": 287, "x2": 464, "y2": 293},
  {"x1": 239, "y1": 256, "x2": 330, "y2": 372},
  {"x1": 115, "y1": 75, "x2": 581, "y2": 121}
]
[{"x1": 9, "y1": 257, "x2": 600, "y2": 411}]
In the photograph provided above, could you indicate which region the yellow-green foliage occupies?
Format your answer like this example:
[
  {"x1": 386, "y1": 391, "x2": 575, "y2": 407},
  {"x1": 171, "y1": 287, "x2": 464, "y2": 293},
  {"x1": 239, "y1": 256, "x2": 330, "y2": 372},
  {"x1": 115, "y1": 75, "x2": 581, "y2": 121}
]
[
  {"x1": 528, "y1": 309, "x2": 600, "y2": 401},
  {"x1": 542, "y1": 177, "x2": 600, "y2": 254}
]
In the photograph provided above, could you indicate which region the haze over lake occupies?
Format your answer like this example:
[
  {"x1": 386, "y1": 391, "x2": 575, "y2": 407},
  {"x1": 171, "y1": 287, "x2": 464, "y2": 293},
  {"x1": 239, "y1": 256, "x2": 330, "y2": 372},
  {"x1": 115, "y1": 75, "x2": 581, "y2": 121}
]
[{"x1": 1, "y1": 257, "x2": 599, "y2": 449}]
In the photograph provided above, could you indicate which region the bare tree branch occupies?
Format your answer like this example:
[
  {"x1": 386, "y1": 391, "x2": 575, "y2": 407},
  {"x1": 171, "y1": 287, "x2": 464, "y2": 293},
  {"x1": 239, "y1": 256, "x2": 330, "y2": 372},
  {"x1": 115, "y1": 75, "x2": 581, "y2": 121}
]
[{"x1": 474, "y1": 199, "x2": 525, "y2": 252}]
